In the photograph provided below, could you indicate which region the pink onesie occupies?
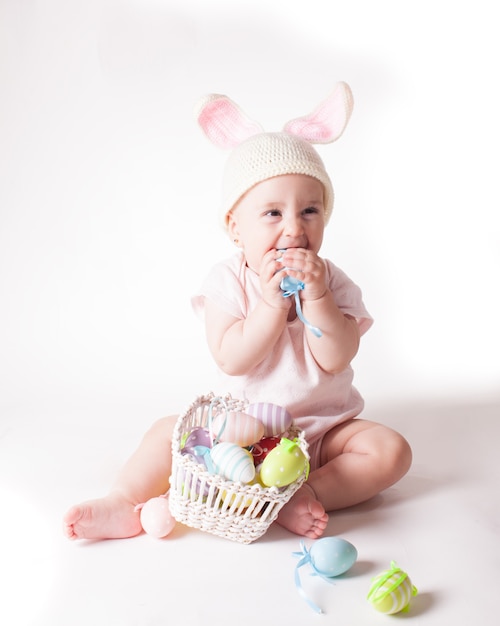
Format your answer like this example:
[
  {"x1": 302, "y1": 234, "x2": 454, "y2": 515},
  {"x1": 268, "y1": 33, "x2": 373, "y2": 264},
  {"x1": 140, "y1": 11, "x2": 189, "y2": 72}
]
[{"x1": 191, "y1": 252, "x2": 373, "y2": 470}]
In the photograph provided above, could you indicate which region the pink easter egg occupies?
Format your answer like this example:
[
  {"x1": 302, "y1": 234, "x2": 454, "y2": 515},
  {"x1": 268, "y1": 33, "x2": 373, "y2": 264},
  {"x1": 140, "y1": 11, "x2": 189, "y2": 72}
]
[
  {"x1": 139, "y1": 496, "x2": 176, "y2": 538},
  {"x1": 246, "y1": 402, "x2": 292, "y2": 437},
  {"x1": 211, "y1": 411, "x2": 265, "y2": 447}
]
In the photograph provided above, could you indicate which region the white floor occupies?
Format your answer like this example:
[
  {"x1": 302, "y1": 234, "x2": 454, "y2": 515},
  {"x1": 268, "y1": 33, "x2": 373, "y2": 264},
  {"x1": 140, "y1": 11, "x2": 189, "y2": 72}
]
[{"x1": 1, "y1": 392, "x2": 498, "y2": 625}]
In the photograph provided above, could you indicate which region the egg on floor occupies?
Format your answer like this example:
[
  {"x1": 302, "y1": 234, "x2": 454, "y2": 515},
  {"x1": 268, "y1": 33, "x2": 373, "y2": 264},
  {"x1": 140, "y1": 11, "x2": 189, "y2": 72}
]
[{"x1": 367, "y1": 561, "x2": 418, "y2": 614}]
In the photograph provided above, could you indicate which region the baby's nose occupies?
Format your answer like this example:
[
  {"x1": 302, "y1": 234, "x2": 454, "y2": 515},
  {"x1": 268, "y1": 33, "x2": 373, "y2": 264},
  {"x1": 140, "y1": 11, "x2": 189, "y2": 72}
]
[{"x1": 284, "y1": 214, "x2": 304, "y2": 236}]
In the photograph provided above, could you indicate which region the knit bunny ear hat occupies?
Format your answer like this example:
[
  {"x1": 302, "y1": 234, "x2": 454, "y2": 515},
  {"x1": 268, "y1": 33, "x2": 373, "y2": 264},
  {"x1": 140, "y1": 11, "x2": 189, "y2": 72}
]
[{"x1": 195, "y1": 82, "x2": 354, "y2": 229}]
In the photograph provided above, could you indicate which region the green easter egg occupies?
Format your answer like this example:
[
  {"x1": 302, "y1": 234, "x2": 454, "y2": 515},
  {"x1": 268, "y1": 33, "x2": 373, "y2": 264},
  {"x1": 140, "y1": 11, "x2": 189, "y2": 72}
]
[
  {"x1": 260, "y1": 438, "x2": 308, "y2": 487},
  {"x1": 367, "y1": 562, "x2": 417, "y2": 614}
]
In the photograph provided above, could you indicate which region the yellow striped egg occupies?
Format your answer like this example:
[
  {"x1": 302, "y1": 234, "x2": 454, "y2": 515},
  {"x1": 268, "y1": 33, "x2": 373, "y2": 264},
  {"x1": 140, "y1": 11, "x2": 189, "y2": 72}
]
[
  {"x1": 220, "y1": 477, "x2": 261, "y2": 508},
  {"x1": 246, "y1": 402, "x2": 292, "y2": 437},
  {"x1": 367, "y1": 562, "x2": 417, "y2": 614},
  {"x1": 210, "y1": 442, "x2": 256, "y2": 483},
  {"x1": 211, "y1": 411, "x2": 264, "y2": 447}
]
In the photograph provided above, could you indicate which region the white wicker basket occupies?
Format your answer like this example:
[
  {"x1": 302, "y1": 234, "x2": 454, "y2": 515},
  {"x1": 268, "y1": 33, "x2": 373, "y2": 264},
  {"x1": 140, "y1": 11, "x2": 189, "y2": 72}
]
[{"x1": 169, "y1": 393, "x2": 309, "y2": 544}]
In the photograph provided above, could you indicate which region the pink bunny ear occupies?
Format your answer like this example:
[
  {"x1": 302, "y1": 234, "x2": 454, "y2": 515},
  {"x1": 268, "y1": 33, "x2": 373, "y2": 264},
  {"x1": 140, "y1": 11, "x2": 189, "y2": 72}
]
[
  {"x1": 195, "y1": 94, "x2": 264, "y2": 149},
  {"x1": 283, "y1": 82, "x2": 354, "y2": 144}
]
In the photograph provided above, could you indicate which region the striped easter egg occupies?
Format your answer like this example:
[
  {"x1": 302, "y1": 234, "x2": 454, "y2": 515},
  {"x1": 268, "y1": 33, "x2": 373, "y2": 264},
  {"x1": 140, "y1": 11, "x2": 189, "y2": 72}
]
[
  {"x1": 211, "y1": 411, "x2": 264, "y2": 447},
  {"x1": 367, "y1": 562, "x2": 417, "y2": 614},
  {"x1": 210, "y1": 442, "x2": 256, "y2": 484},
  {"x1": 245, "y1": 402, "x2": 292, "y2": 437}
]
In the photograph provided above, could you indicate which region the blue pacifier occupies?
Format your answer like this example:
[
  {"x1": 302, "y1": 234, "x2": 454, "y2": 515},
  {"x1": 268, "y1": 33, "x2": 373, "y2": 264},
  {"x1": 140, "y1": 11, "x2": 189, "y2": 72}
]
[{"x1": 277, "y1": 250, "x2": 322, "y2": 338}]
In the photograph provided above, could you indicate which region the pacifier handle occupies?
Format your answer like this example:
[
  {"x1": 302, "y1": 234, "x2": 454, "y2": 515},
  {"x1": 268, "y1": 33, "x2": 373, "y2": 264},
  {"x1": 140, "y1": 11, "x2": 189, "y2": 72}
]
[
  {"x1": 280, "y1": 276, "x2": 322, "y2": 338},
  {"x1": 276, "y1": 249, "x2": 322, "y2": 338}
]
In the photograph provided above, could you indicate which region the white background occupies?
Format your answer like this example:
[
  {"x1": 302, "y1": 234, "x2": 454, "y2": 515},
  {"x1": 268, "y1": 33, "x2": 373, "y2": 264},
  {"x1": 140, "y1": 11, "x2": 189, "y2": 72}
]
[
  {"x1": 1, "y1": 3, "x2": 499, "y2": 626},
  {"x1": 1, "y1": 0, "x2": 499, "y2": 423}
]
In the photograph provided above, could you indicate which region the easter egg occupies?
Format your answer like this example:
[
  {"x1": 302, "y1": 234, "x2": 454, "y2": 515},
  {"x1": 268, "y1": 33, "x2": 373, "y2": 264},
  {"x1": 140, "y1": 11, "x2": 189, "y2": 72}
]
[
  {"x1": 139, "y1": 496, "x2": 176, "y2": 538},
  {"x1": 251, "y1": 436, "x2": 281, "y2": 466},
  {"x1": 367, "y1": 562, "x2": 417, "y2": 614},
  {"x1": 210, "y1": 442, "x2": 256, "y2": 483},
  {"x1": 260, "y1": 438, "x2": 309, "y2": 487},
  {"x1": 220, "y1": 490, "x2": 255, "y2": 509},
  {"x1": 220, "y1": 479, "x2": 260, "y2": 508},
  {"x1": 176, "y1": 456, "x2": 211, "y2": 497},
  {"x1": 182, "y1": 427, "x2": 212, "y2": 463},
  {"x1": 309, "y1": 537, "x2": 357, "y2": 577},
  {"x1": 252, "y1": 469, "x2": 268, "y2": 488},
  {"x1": 293, "y1": 537, "x2": 357, "y2": 614},
  {"x1": 211, "y1": 411, "x2": 264, "y2": 447},
  {"x1": 246, "y1": 402, "x2": 292, "y2": 436},
  {"x1": 184, "y1": 427, "x2": 211, "y2": 450}
]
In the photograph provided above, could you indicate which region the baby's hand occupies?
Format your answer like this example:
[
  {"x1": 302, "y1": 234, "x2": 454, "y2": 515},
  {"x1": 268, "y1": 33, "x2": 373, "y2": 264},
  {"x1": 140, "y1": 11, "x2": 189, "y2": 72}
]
[
  {"x1": 279, "y1": 248, "x2": 327, "y2": 301},
  {"x1": 259, "y1": 250, "x2": 292, "y2": 310}
]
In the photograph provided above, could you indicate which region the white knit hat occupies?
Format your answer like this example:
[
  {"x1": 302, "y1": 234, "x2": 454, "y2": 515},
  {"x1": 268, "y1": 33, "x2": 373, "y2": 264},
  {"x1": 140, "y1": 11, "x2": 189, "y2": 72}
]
[
  {"x1": 196, "y1": 83, "x2": 354, "y2": 229},
  {"x1": 221, "y1": 132, "x2": 334, "y2": 228}
]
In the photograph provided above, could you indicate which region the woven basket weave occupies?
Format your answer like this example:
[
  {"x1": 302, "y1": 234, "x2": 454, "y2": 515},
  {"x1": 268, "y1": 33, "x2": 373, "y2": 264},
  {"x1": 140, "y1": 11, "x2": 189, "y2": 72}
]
[{"x1": 169, "y1": 393, "x2": 309, "y2": 544}]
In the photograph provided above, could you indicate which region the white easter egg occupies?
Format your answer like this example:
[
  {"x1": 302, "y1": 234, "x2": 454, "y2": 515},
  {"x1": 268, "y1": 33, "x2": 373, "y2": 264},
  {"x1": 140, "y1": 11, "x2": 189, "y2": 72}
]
[
  {"x1": 210, "y1": 442, "x2": 255, "y2": 483},
  {"x1": 211, "y1": 411, "x2": 265, "y2": 447},
  {"x1": 246, "y1": 402, "x2": 292, "y2": 436}
]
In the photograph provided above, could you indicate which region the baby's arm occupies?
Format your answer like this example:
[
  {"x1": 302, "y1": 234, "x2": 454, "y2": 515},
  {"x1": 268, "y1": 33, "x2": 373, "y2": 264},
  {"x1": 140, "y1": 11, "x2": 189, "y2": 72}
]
[
  {"x1": 303, "y1": 292, "x2": 360, "y2": 373},
  {"x1": 280, "y1": 248, "x2": 360, "y2": 374},
  {"x1": 204, "y1": 299, "x2": 287, "y2": 375},
  {"x1": 204, "y1": 250, "x2": 291, "y2": 375}
]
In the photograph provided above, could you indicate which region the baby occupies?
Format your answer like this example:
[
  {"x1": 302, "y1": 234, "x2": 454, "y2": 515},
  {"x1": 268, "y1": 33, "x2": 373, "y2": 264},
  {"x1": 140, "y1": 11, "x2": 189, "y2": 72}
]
[{"x1": 63, "y1": 83, "x2": 412, "y2": 541}]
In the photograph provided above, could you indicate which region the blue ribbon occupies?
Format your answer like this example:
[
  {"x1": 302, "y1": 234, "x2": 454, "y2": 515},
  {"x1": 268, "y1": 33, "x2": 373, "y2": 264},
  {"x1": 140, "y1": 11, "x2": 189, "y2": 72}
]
[
  {"x1": 192, "y1": 445, "x2": 216, "y2": 474},
  {"x1": 293, "y1": 540, "x2": 335, "y2": 614},
  {"x1": 280, "y1": 276, "x2": 322, "y2": 338}
]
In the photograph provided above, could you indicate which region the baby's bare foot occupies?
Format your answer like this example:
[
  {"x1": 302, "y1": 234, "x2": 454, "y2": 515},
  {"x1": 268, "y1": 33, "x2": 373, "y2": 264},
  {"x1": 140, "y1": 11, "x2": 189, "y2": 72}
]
[
  {"x1": 63, "y1": 494, "x2": 142, "y2": 540},
  {"x1": 276, "y1": 484, "x2": 328, "y2": 539}
]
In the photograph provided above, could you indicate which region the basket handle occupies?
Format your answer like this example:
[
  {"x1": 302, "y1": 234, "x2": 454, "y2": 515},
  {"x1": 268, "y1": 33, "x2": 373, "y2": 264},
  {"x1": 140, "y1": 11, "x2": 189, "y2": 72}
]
[{"x1": 208, "y1": 396, "x2": 229, "y2": 444}]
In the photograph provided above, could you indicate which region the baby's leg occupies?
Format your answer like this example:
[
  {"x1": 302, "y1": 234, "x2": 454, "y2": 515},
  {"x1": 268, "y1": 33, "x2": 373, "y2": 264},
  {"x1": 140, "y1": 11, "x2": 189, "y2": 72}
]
[
  {"x1": 308, "y1": 418, "x2": 412, "y2": 512},
  {"x1": 63, "y1": 415, "x2": 177, "y2": 540},
  {"x1": 276, "y1": 419, "x2": 411, "y2": 538}
]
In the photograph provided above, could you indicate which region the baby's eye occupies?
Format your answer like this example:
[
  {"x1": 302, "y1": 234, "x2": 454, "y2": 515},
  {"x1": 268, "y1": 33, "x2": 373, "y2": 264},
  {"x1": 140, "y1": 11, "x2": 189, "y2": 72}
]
[
  {"x1": 303, "y1": 206, "x2": 320, "y2": 216},
  {"x1": 265, "y1": 209, "x2": 282, "y2": 217}
]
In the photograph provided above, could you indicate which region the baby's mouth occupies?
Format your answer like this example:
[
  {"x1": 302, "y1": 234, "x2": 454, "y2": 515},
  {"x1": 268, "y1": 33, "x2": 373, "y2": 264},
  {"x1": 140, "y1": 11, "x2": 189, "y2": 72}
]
[
  {"x1": 275, "y1": 244, "x2": 308, "y2": 256},
  {"x1": 275, "y1": 237, "x2": 308, "y2": 251}
]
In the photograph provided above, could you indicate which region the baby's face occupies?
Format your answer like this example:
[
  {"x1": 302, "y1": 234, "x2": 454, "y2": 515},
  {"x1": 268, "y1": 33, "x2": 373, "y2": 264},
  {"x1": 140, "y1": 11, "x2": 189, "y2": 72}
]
[{"x1": 228, "y1": 174, "x2": 325, "y2": 273}]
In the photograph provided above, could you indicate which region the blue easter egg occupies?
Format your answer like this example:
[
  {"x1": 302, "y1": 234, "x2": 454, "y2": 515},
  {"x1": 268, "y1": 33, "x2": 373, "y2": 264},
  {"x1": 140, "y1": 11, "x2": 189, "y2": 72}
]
[{"x1": 309, "y1": 537, "x2": 357, "y2": 577}]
